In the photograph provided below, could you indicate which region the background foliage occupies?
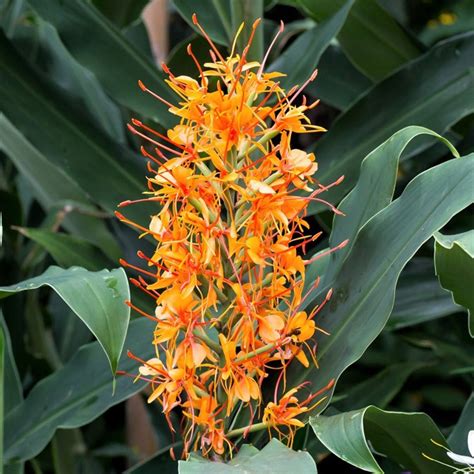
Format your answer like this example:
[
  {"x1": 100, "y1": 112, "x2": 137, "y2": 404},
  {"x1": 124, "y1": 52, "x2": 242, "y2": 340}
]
[{"x1": 0, "y1": 0, "x2": 473, "y2": 472}]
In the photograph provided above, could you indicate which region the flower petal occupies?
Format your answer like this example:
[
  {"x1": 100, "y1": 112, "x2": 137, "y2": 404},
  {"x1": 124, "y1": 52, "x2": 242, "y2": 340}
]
[{"x1": 446, "y1": 451, "x2": 474, "y2": 465}]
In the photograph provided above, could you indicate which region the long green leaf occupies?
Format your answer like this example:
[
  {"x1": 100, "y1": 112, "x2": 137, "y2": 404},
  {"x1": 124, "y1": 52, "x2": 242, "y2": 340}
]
[
  {"x1": 33, "y1": 18, "x2": 126, "y2": 143},
  {"x1": 269, "y1": 0, "x2": 354, "y2": 90},
  {"x1": 0, "y1": 312, "x2": 22, "y2": 414},
  {"x1": 0, "y1": 324, "x2": 4, "y2": 474},
  {"x1": 3, "y1": 318, "x2": 154, "y2": 463},
  {"x1": 0, "y1": 266, "x2": 130, "y2": 374},
  {"x1": 27, "y1": 0, "x2": 174, "y2": 125},
  {"x1": 322, "y1": 126, "x2": 458, "y2": 284},
  {"x1": 389, "y1": 258, "x2": 460, "y2": 330},
  {"x1": 230, "y1": 0, "x2": 264, "y2": 61},
  {"x1": 306, "y1": 45, "x2": 371, "y2": 110},
  {"x1": 0, "y1": 114, "x2": 120, "y2": 261},
  {"x1": 448, "y1": 392, "x2": 474, "y2": 454},
  {"x1": 310, "y1": 407, "x2": 451, "y2": 473},
  {"x1": 172, "y1": 0, "x2": 232, "y2": 46},
  {"x1": 334, "y1": 362, "x2": 423, "y2": 411},
  {"x1": 292, "y1": 155, "x2": 474, "y2": 409},
  {"x1": 298, "y1": 0, "x2": 420, "y2": 80},
  {"x1": 179, "y1": 439, "x2": 316, "y2": 473},
  {"x1": 308, "y1": 33, "x2": 474, "y2": 214},
  {"x1": 16, "y1": 228, "x2": 111, "y2": 272},
  {"x1": 434, "y1": 231, "x2": 474, "y2": 336},
  {"x1": 0, "y1": 34, "x2": 149, "y2": 224}
]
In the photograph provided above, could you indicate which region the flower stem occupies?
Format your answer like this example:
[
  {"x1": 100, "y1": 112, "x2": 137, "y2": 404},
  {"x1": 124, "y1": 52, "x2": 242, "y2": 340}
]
[
  {"x1": 193, "y1": 327, "x2": 222, "y2": 354},
  {"x1": 237, "y1": 129, "x2": 278, "y2": 159},
  {"x1": 227, "y1": 421, "x2": 269, "y2": 439},
  {"x1": 234, "y1": 337, "x2": 290, "y2": 364}
]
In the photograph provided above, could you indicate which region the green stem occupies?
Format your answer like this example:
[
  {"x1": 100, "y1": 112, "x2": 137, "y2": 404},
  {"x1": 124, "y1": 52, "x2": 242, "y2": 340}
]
[
  {"x1": 193, "y1": 327, "x2": 222, "y2": 354},
  {"x1": 227, "y1": 421, "x2": 268, "y2": 439},
  {"x1": 237, "y1": 129, "x2": 279, "y2": 160},
  {"x1": 234, "y1": 339, "x2": 288, "y2": 364}
]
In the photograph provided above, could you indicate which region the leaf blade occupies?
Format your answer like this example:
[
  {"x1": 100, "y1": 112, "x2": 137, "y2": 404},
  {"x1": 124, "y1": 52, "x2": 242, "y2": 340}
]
[
  {"x1": 308, "y1": 33, "x2": 474, "y2": 214},
  {"x1": 3, "y1": 318, "x2": 154, "y2": 463},
  {"x1": 310, "y1": 407, "x2": 452, "y2": 473},
  {"x1": 0, "y1": 266, "x2": 130, "y2": 374},
  {"x1": 434, "y1": 231, "x2": 474, "y2": 336}
]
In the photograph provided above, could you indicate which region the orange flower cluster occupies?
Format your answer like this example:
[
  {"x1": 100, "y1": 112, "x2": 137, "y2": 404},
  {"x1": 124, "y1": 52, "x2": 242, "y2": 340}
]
[{"x1": 118, "y1": 16, "x2": 343, "y2": 458}]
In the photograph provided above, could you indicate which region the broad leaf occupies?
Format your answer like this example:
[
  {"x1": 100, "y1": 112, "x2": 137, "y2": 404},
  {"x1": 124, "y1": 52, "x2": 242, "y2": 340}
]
[
  {"x1": 0, "y1": 312, "x2": 22, "y2": 413},
  {"x1": 0, "y1": 114, "x2": 120, "y2": 261},
  {"x1": 308, "y1": 33, "x2": 474, "y2": 214},
  {"x1": 178, "y1": 439, "x2": 316, "y2": 473},
  {"x1": 389, "y1": 258, "x2": 460, "y2": 329},
  {"x1": 0, "y1": 35, "x2": 149, "y2": 222},
  {"x1": 125, "y1": 444, "x2": 179, "y2": 474},
  {"x1": 448, "y1": 392, "x2": 474, "y2": 455},
  {"x1": 269, "y1": 0, "x2": 354, "y2": 90},
  {"x1": 230, "y1": 0, "x2": 264, "y2": 62},
  {"x1": 0, "y1": 324, "x2": 4, "y2": 470},
  {"x1": 172, "y1": 0, "x2": 232, "y2": 46},
  {"x1": 16, "y1": 227, "x2": 111, "y2": 272},
  {"x1": 292, "y1": 155, "x2": 474, "y2": 409},
  {"x1": 306, "y1": 45, "x2": 371, "y2": 110},
  {"x1": 334, "y1": 362, "x2": 423, "y2": 411},
  {"x1": 4, "y1": 14, "x2": 126, "y2": 143},
  {"x1": 3, "y1": 318, "x2": 154, "y2": 463},
  {"x1": 0, "y1": 266, "x2": 130, "y2": 374},
  {"x1": 321, "y1": 126, "x2": 458, "y2": 284},
  {"x1": 27, "y1": 0, "x2": 174, "y2": 125},
  {"x1": 310, "y1": 407, "x2": 451, "y2": 473},
  {"x1": 298, "y1": 0, "x2": 420, "y2": 80},
  {"x1": 434, "y1": 231, "x2": 474, "y2": 336}
]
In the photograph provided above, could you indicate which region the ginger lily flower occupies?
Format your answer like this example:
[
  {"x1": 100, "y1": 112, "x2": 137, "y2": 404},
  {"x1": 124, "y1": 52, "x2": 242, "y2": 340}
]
[
  {"x1": 118, "y1": 14, "x2": 344, "y2": 458},
  {"x1": 447, "y1": 430, "x2": 474, "y2": 466}
]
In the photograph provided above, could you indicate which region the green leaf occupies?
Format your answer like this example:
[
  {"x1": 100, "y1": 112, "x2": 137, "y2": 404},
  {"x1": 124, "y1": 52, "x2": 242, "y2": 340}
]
[
  {"x1": 269, "y1": 0, "x2": 354, "y2": 90},
  {"x1": 172, "y1": 0, "x2": 232, "y2": 46},
  {"x1": 16, "y1": 228, "x2": 111, "y2": 271},
  {"x1": 308, "y1": 33, "x2": 474, "y2": 214},
  {"x1": 0, "y1": 114, "x2": 121, "y2": 261},
  {"x1": 27, "y1": 0, "x2": 174, "y2": 125},
  {"x1": 389, "y1": 258, "x2": 460, "y2": 330},
  {"x1": 93, "y1": 0, "x2": 148, "y2": 28},
  {"x1": 298, "y1": 0, "x2": 420, "y2": 81},
  {"x1": 178, "y1": 439, "x2": 316, "y2": 473},
  {"x1": 321, "y1": 126, "x2": 458, "y2": 284},
  {"x1": 0, "y1": 312, "x2": 22, "y2": 413},
  {"x1": 0, "y1": 266, "x2": 130, "y2": 374},
  {"x1": 434, "y1": 231, "x2": 474, "y2": 336},
  {"x1": 334, "y1": 362, "x2": 423, "y2": 411},
  {"x1": 448, "y1": 392, "x2": 474, "y2": 455},
  {"x1": 32, "y1": 18, "x2": 126, "y2": 143},
  {"x1": 0, "y1": 33, "x2": 149, "y2": 222},
  {"x1": 230, "y1": 0, "x2": 264, "y2": 61},
  {"x1": 167, "y1": 34, "x2": 211, "y2": 77},
  {"x1": 3, "y1": 318, "x2": 154, "y2": 463},
  {"x1": 291, "y1": 155, "x2": 474, "y2": 410},
  {"x1": 310, "y1": 407, "x2": 452, "y2": 473},
  {"x1": 124, "y1": 444, "x2": 179, "y2": 474},
  {"x1": 0, "y1": 324, "x2": 4, "y2": 472},
  {"x1": 306, "y1": 45, "x2": 371, "y2": 110}
]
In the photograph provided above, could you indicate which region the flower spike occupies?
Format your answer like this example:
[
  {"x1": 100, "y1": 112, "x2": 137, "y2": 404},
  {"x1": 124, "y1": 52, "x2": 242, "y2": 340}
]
[{"x1": 118, "y1": 15, "x2": 344, "y2": 459}]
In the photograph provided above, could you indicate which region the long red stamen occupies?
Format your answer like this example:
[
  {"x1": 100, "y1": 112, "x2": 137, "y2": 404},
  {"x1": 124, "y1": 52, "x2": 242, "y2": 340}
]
[{"x1": 138, "y1": 80, "x2": 175, "y2": 108}]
